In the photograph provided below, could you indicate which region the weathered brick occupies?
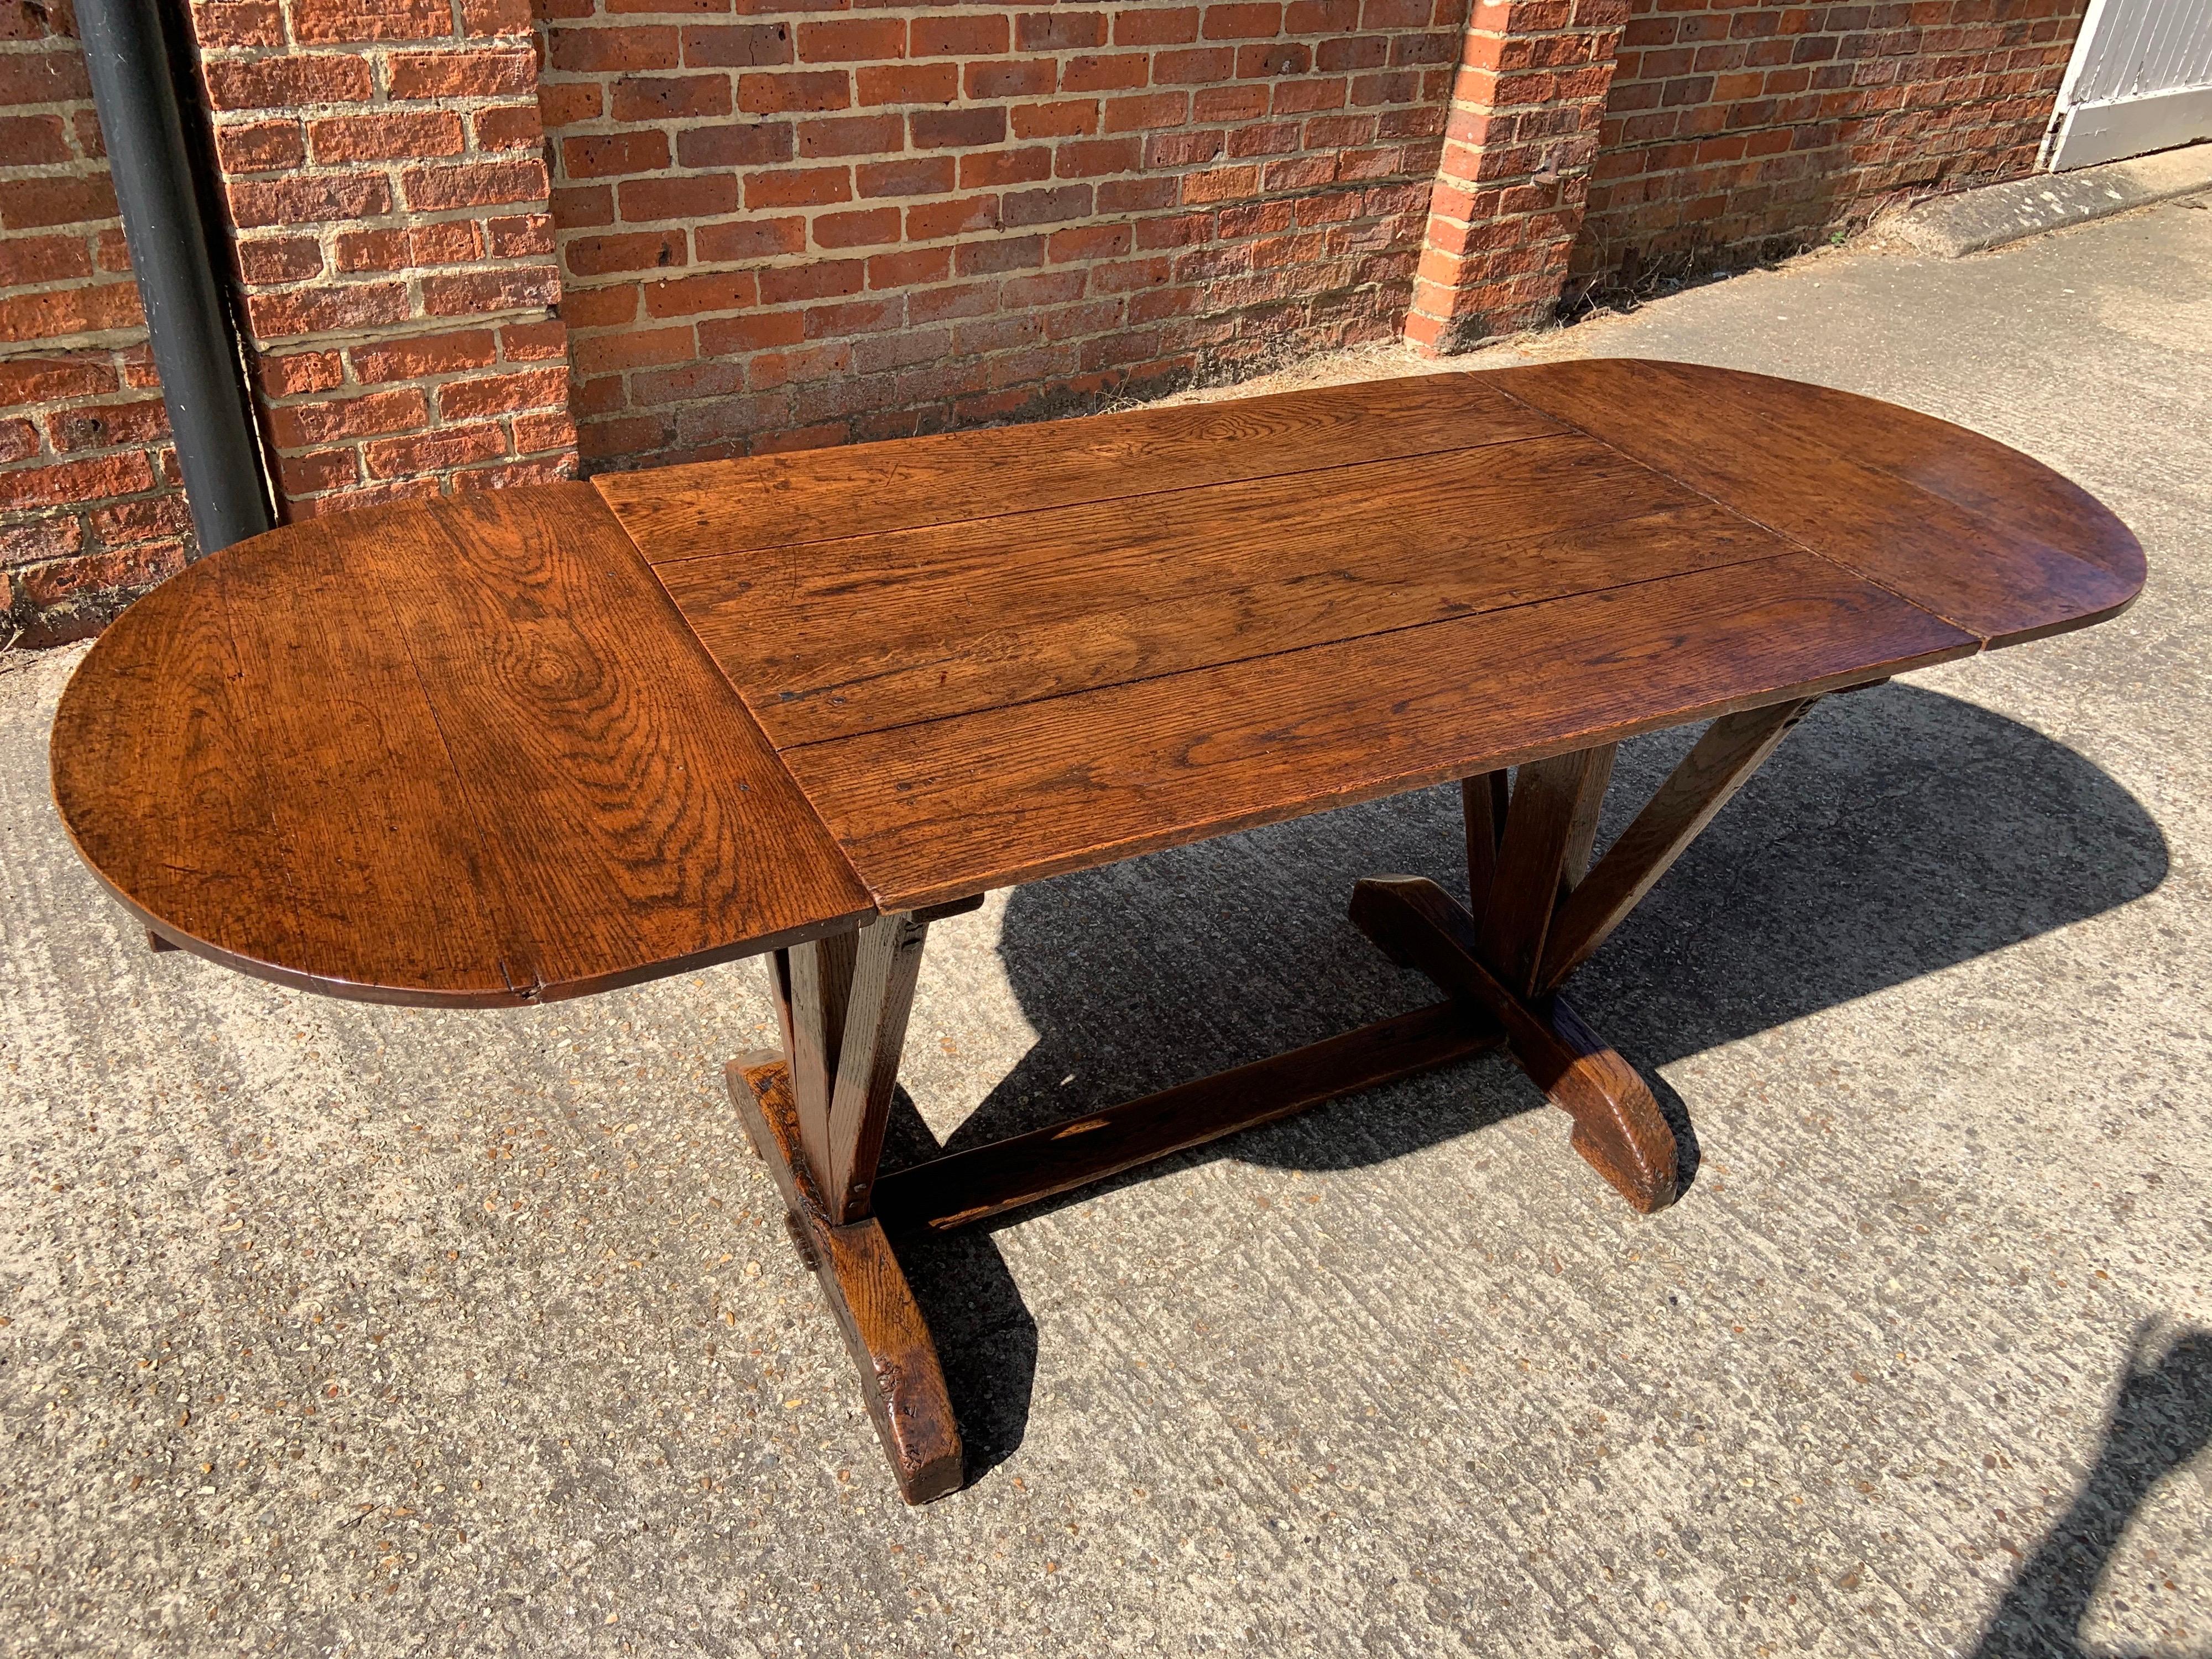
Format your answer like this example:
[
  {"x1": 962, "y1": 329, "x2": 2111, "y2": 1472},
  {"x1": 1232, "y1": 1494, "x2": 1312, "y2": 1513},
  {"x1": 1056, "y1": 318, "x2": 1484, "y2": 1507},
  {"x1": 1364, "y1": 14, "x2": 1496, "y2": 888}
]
[
  {"x1": 910, "y1": 106, "x2": 1006, "y2": 149},
  {"x1": 796, "y1": 113, "x2": 905, "y2": 157},
  {"x1": 1117, "y1": 7, "x2": 1201, "y2": 45},
  {"x1": 3, "y1": 176, "x2": 119, "y2": 229},
  {"x1": 0, "y1": 48, "x2": 90, "y2": 107},
  {"x1": 641, "y1": 271, "x2": 759, "y2": 317},
  {"x1": 677, "y1": 121, "x2": 796, "y2": 168},
  {"x1": 812, "y1": 205, "x2": 903, "y2": 248},
  {"x1": 1016, "y1": 11, "x2": 1108, "y2": 51},
  {"x1": 476, "y1": 104, "x2": 546, "y2": 150},
  {"x1": 0, "y1": 233, "x2": 93, "y2": 289},
  {"x1": 911, "y1": 14, "x2": 1007, "y2": 56},
  {"x1": 420, "y1": 266, "x2": 559, "y2": 316},
  {"x1": 744, "y1": 166, "x2": 853, "y2": 208},
  {"x1": 797, "y1": 18, "x2": 905, "y2": 62},
  {"x1": 89, "y1": 493, "x2": 192, "y2": 545},
  {"x1": 693, "y1": 215, "x2": 808, "y2": 260},
  {"x1": 612, "y1": 74, "x2": 734, "y2": 122},
  {"x1": 246, "y1": 283, "x2": 411, "y2": 340},
  {"x1": 214, "y1": 118, "x2": 305, "y2": 174},
  {"x1": 290, "y1": 0, "x2": 452, "y2": 43},
  {"x1": 268, "y1": 387, "x2": 430, "y2": 450},
  {"x1": 226, "y1": 173, "x2": 392, "y2": 230},
  {"x1": 436, "y1": 367, "x2": 569, "y2": 420},
  {"x1": 388, "y1": 48, "x2": 538, "y2": 98},
  {"x1": 856, "y1": 62, "x2": 959, "y2": 104},
  {"x1": 259, "y1": 349, "x2": 347, "y2": 397},
  {"x1": 239, "y1": 235, "x2": 327, "y2": 283},
  {"x1": 0, "y1": 281, "x2": 143, "y2": 341},
  {"x1": 363, "y1": 422, "x2": 509, "y2": 478},
  {"x1": 560, "y1": 132, "x2": 672, "y2": 179},
  {"x1": 738, "y1": 70, "x2": 851, "y2": 113},
  {"x1": 855, "y1": 156, "x2": 955, "y2": 197},
  {"x1": 0, "y1": 451, "x2": 155, "y2": 511},
  {"x1": 620, "y1": 174, "x2": 742, "y2": 221},
  {"x1": 308, "y1": 109, "x2": 466, "y2": 164},
  {"x1": 682, "y1": 23, "x2": 794, "y2": 67},
  {"x1": 547, "y1": 25, "x2": 681, "y2": 72}
]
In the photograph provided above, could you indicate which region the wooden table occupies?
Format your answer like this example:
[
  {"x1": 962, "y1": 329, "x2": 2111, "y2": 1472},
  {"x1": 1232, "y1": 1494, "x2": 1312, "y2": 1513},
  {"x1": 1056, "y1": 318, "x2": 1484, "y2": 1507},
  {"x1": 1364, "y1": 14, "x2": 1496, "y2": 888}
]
[{"x1": 50, "y1": 360, "x2": 2143, "y2": 1504}]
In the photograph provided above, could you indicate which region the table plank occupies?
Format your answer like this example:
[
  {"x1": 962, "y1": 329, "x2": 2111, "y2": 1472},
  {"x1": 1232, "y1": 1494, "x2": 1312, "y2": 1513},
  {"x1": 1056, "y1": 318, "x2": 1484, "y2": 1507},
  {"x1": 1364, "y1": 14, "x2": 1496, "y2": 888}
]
[
  {"x1": 650, "y1": 438, "x2": 1778, "y2": 743},
  {"x1": 53, "y1": 484, "x2": 872, "y2": 1004},
  {"x1": 1488, "y1": 359, "x2": 2144, "y2": 647},
  {"x1": 780, "y1": 552, "x2": 1980, "y2": 909},
  {"x1": 593, "y1": 372, "x2": 1565, "y2": 562},
  {"x1": 658, "y1": 437, "x2": 1784, "y2": 744}
]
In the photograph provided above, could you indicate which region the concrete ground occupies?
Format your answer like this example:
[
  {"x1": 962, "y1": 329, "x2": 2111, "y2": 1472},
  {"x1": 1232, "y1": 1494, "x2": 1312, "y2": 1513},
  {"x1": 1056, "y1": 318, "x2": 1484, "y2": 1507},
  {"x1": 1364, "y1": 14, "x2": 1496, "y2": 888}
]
[{"x1": 3, "y1": 189, "x2": 2209, "y2": 1658}]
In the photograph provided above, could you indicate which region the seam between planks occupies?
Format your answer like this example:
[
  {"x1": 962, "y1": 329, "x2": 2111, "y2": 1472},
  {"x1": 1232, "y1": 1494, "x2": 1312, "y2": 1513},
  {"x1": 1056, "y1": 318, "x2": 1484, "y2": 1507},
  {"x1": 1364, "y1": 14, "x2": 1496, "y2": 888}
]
[
  {"x1": 769, "y1": 537, "x2": 1812, "y2": 756},
  {"x1": 598, "y1": 495, "x2": 888, "y2": 916},
  {"x1": 1479, "y1": 370, "x2": 2124, "y2": 651},
  {"x1": 598, "y1": 426, "x2": 1569, "y2": 567}
]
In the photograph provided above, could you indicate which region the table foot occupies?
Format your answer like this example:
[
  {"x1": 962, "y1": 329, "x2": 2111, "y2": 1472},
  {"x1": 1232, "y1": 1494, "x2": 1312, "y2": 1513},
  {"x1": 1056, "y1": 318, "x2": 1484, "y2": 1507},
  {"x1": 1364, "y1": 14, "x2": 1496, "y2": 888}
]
[
  {"x1": 1348, "y1": 874, "x2": 1677, "y2": 1212},
  {"x1": 727, "y1": 1055, "x2": 963, "y2": 1505}
]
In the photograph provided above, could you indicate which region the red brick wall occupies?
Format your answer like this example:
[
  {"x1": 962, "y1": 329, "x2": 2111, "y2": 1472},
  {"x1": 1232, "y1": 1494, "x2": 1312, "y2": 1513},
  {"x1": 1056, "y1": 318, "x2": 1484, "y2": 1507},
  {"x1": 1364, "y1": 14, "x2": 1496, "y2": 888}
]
[
  {"x1": 1572, "y1": 0, "x2": 2087, "y2": 285},
  {"x1": 1406, "y1": 0, "x2": 1623, "y2": 352},
  {"x1": 0, "y1": 3, "x2": 195, "y2": 647},
  {"x1": 533, "y1": 0, "x2": 1465, "y2": 467},
  {"x1": 187, "y1": 0, "x2": 579, "y2": 514}
]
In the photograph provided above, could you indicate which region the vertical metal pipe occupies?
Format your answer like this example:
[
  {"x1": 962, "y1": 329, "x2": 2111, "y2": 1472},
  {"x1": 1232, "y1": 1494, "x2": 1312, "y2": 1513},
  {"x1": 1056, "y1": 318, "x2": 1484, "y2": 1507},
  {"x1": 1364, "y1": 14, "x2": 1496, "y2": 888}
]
[{"x1": 75, "y1": 0, "x2": 273, "y2": 554}]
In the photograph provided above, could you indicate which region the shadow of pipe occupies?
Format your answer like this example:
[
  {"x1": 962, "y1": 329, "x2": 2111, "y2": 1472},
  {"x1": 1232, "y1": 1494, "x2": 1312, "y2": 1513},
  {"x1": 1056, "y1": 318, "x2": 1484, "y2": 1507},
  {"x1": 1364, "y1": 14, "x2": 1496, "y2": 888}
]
[
  {"x1": 1970, "y1": 1322, "x2": 2212, "y2": 1657},
  {"x1": 883, "y1": 684, "x2": 2168, "y2": 1472}
]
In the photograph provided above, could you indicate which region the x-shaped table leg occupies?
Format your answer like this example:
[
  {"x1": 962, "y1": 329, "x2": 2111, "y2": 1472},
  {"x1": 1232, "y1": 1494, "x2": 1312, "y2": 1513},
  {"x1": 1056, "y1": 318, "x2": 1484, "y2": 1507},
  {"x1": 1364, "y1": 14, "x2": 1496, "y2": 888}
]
[
  {"x1": 730, "y1": 696, "x2": 1822, "y2": 1500},
  {"x1": 1350, "y1": 696, "x2": 1821, "y2": 1212}
]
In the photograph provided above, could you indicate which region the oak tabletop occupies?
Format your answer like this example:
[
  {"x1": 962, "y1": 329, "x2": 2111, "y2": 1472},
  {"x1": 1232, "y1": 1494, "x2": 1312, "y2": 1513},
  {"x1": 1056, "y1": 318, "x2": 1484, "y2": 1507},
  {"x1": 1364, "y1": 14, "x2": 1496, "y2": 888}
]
[{"x1": 51, "y1": 361, "x2": 2143, "y2": 1004}]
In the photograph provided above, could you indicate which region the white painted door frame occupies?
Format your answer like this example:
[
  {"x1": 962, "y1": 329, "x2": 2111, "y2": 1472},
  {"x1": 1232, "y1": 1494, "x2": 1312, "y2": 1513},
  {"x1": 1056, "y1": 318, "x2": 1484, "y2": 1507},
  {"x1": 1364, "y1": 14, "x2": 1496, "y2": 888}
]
[{"x1": 2043, "y1": 0, "x2": 2212, "y2": 170}]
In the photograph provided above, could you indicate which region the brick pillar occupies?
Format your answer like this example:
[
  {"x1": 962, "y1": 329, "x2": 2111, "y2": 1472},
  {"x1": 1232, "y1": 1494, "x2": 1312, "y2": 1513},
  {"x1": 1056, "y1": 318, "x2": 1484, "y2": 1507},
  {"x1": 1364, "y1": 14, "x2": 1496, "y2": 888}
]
[
  {"x1": 1404, "y1": 0, "x2": 1623, "y2": 354},
  {"x1": 186, "y1": 0, "x2": 579, "y2": 516}
]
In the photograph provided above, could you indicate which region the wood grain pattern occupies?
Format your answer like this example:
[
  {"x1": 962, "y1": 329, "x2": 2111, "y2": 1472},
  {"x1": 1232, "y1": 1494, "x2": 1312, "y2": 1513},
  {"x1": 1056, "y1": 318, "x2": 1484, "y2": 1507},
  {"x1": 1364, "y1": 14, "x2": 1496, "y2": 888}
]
[
  {"x1": 868, "y1": 1000, "x2": 1503, "y2": 1238},
  {"x1": 730, "y1": 1056, "x2": 962, "y2": 1504},
  {"x1": 1489, "y1": 359, "x2": 2146, "y2": 648},
  {"x1": 595, "y1": 372, "x2": 1564, "y2": 562},
  {"x1": 823, "y1": 911, "x2": 932, "y2": 1223},
  {"x1": 655, "y1": 442, "x2": 1770, "y2": 745},
  {"x1": 781, "y1": 552, "x2": 1979, "y2": 910},
  {"x1": 1461, "y1": 770, "x2": 1509, "y2": 919},
  {"x1": 1477, "y1": 746, "x2": 1615, "y2": 996},
  {"x1": 56, "y1": 364, "x2": 2145, "y2": 1014},
  {"x1": 786, "y1": 927, "x2": 860, "y2": 1192},
  {"x1": 53, "y1": 484, "x2": 871, "y2": 1005}
]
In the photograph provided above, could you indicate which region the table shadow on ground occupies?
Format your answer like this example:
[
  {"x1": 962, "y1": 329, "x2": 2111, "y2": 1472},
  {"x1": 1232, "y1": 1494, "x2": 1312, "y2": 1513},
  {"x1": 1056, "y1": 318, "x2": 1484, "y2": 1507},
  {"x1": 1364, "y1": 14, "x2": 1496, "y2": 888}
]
[{"x1": 883, "y1": 683, "x2": 2169, "y2": 1477}]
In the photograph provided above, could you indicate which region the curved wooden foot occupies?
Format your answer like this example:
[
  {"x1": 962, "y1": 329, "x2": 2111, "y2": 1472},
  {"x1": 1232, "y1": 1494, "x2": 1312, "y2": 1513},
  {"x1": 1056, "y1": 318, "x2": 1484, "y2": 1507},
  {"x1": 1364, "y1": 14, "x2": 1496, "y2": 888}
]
[
  {"x1": 1519, "y1": 994, "x2": 1676, "y2": 1213},
  {"x1": 728, "y1": 1056, "x2": 963, "y2": 1504},
  {"x1": 1348, "y1": 875, "x2": 1677, "y2": 1212}
]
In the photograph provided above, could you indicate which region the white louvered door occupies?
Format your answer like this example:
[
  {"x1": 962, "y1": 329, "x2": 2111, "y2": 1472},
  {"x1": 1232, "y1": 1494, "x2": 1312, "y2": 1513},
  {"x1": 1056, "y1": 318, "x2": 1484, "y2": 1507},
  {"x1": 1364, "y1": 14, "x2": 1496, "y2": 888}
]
[{"x1": 2045, "y1": 0, "x2": 2212, "y2": 169}]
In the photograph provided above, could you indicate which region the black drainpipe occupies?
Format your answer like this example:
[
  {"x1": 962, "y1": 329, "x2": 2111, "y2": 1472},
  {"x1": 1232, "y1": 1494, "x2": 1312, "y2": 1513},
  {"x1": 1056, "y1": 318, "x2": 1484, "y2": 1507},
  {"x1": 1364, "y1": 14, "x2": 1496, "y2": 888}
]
[{"x1": 75, "y1": 0, "x2": 274, "y2": 555}]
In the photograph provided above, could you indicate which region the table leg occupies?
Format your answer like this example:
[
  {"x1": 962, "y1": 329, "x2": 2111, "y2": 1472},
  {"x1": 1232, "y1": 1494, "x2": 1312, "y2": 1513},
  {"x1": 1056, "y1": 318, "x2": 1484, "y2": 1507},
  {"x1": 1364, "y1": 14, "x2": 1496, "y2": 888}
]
[
  {"x1": 735, "y1": 900, "x2": 982, "y2": 1505},
  {"x1": 1351, "y1": 701, "x2": 1821, "y2": 1212},
  {"x1": 729, "y1": 1050, "x2": 963, "y2": 1506},
  {"x1": 1350, "y1": 873, "x2": 1677, "y2": 1211},
  {"x1": 729, "y1": 706, "x2": 1817, "y2": 1499}
]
